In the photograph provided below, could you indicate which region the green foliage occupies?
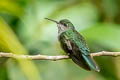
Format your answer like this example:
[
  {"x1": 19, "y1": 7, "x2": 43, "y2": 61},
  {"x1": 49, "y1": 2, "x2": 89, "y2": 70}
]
[
  {"x1": 82, "y1": 24, "x2": 120, "y2": 80},
  {"x1": 0, "y1": 0, "x2": 120, "y2": 80}
]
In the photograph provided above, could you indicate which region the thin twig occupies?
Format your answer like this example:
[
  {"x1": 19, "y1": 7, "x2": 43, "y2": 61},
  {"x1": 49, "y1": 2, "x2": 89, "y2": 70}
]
[
  {"x1": 0, "y1": 51, "x2": 120, "y2": 61},
  {"x1": 90, "y1": 51, "x2": 120, "y2": 57},
  {"x1": 0, "y1": 52, "x2": 69, "y2": 61}
]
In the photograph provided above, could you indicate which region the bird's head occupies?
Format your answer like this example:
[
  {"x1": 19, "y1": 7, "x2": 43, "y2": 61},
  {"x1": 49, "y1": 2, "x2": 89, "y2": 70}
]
[{"x1": 45, "y1": 18, "x2": 75, "y2": 34}]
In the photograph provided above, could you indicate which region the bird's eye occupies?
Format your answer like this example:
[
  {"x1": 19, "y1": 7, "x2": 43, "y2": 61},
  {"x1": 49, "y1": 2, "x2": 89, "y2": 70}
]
[{"x1": 63, "y1": 23, "x2": 67, "y2": 27}]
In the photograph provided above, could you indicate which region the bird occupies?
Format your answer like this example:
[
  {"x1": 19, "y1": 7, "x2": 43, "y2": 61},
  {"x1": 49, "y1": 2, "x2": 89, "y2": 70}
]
[{"x1": 45, "y1": 18, "x2": 100, "y2": 72}]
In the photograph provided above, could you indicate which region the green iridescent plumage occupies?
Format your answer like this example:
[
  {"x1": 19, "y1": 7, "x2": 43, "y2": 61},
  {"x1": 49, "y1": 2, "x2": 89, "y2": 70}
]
[{"x1": 45, "y1": 18, "x2": 100, "y2": 72}]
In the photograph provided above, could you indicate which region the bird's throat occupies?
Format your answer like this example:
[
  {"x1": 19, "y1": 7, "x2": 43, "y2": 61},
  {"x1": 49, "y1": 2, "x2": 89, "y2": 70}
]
[{"x1": 57, "y1": 24, "x2": 67, "y2": 35}]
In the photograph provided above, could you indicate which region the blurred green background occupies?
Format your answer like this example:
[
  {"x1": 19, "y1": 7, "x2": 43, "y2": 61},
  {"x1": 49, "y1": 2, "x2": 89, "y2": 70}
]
[{"x1": 0, "y1": 0, "x2": 120, "y2": 80}]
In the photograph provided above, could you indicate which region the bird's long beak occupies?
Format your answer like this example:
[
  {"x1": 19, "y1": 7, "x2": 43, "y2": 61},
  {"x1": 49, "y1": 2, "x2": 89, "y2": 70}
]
[{"x1": 45, "y1": 18, "x2": 59, "y2": 24}]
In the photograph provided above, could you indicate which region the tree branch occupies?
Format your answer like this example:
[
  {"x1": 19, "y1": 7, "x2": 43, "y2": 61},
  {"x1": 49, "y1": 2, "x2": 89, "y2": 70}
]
[
  {"x1": 90, "y1": 51, "x2": 120, "y2": 57},
  {"x1": 0, "y1": 52, "x2": 69, "y2": 61},
  {"x1": 0, "y1": 51, "x2": 120, "y2": 61}
]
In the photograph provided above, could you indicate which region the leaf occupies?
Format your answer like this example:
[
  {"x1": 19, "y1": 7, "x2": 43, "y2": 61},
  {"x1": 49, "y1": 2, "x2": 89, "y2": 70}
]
[{"x1": 0, "y1": 17, "x2": 41, "y2": 80}]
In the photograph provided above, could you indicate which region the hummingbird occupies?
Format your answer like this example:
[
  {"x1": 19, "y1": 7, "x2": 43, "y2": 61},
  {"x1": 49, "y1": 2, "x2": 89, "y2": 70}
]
[{"x1": 45, "y1": 18, "x2": 100, "y2": 72}]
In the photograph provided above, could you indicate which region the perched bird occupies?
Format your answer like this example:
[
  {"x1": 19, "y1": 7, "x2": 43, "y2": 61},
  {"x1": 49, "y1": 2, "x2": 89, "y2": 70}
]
[{"x1": 45, "y1": 18, "x2": 100, "y2": 72}]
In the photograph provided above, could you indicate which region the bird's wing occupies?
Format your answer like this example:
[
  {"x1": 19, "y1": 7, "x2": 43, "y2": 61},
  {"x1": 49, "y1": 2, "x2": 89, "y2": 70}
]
[
  {"x1": 62, "y1": 30, "x2": 91, "y2": 70},
  {"x1": 60, "y1": 30, "x2": 99, "y2": 71},
  {"x1": 69, "y1": 31, "x2": 100, "y2": 71},
  {"x1": 62, "y1": 29, "x2": 89, "y2": 55},
  {"x1": 70, "y1": 30, "x2": 90, "y2": 55},
  {"x1": 61, "y1": 30, "x2": 100, "y2": 71}
]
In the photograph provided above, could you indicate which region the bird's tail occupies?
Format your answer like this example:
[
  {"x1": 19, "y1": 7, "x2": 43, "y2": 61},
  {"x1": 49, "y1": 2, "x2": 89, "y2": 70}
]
[
  {"x1": 70, "y1": 54, "x2": 91, "y2": 71},
  {"x1": 70, "y1": 54, "x2": 100, "y2": 72},
  {"x1": 82, "y1": 54, "x2": 100, "y2": 72}
]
